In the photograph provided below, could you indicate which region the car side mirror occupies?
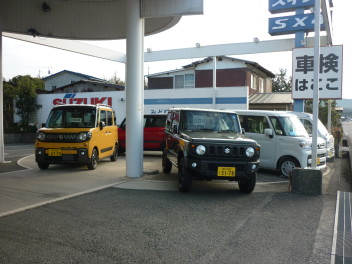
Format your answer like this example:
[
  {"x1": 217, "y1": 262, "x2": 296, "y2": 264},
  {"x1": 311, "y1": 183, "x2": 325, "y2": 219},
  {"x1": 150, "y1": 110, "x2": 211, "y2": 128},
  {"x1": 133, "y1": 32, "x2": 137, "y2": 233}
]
[
  {"x1": 264, "y1": 128, "x2": 273, "y2": 138},
  {"x1": 99, "y1": 121, "x2": 106, "y2": 130},
  {"x1": 241, "y1": 128, "x2": 245, "y2": 134}
]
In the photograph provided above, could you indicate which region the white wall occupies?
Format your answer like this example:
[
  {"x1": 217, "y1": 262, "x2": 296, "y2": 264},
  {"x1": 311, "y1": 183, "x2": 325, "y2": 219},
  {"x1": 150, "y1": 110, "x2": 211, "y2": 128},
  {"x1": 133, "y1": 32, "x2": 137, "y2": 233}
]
[
  {"x1": 44, "y1": 72, "x2": 87, "y2": 91},
  {"x1": 33, "y1": 87, "x2": 249, "y2": 126}
]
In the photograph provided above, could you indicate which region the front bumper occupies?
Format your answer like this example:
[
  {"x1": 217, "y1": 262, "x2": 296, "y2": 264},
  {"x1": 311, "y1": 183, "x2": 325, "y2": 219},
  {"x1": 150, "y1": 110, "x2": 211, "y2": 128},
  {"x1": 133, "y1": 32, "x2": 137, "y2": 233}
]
[
  {"x1": 185, "y1": 156, "x2": 260, "y2": 181},
  {"x1": 35, "y1": 147, "x2": 90, "y2": 164}
]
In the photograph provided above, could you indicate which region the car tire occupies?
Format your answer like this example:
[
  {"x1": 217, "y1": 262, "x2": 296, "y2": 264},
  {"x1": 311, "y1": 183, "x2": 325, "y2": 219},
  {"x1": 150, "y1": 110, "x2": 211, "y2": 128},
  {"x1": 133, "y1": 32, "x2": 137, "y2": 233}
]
[
  {"x1": 238, "y1": 172, "x2": 256, "y2": 193},
  {"x1": 162, "y1": 152, "x2": 172, "y2": 173},
  {"x1": 178, "y1": 157, "x2": 193, "y2": 192},
  {"x1": 87, "y1": 148, "x2": 98, "y2": 170},
  {"x1": 110, "y1": 144, "x2": 118, "y2": 162},
  {"x1": 279, "y1": 157, "x2": 300, "y2": 178},
  {"x1": 38, "y1": 163, "x2": 49, "y2": 170}
]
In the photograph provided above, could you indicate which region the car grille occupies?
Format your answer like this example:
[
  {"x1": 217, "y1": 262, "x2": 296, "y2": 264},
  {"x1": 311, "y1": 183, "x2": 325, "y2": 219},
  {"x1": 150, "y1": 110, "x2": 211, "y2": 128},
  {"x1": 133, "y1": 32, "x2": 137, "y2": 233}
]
[
  {"x1": 207, "y1": 145, "x2": 246, "y2": 157},
  {"x1": 43, "y1": 133, "x2": 80, "y2": 143}
]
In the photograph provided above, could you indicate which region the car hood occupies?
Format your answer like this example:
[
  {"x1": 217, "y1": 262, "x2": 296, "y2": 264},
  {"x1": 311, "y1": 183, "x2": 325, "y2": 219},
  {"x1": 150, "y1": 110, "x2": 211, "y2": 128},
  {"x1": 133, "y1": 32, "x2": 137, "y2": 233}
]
[{"x1": 180, "y1": 130, "x2": 255, "y2": 143}]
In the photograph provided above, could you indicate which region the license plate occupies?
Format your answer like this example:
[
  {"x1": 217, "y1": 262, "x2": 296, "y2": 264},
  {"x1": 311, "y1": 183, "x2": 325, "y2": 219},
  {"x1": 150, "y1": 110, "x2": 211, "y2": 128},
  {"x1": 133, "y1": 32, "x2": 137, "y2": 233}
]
[
  {"x1": 317, "y1": 158, "x2": 320, "y2": 165},
  {"x1": 48, "y1": 149, "x2": 62, "y2": 156},
  {"x1": 217, "y1": 167, "x2": 236, "y2": 177}
]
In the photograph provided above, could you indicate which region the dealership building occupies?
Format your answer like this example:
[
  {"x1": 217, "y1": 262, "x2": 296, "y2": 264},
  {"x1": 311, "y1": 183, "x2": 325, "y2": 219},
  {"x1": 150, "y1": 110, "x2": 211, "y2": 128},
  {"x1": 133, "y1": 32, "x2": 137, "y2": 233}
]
[{"x1": 32, "y1": 56, "x2": 293, "y2": 126}]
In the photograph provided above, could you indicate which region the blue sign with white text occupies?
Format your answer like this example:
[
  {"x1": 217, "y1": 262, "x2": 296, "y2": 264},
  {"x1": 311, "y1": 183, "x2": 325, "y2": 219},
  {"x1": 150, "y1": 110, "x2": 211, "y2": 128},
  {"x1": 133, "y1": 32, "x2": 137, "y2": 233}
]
[
  {"x1": 268, "y1": 13, "x2": 325, "y2": 36},
  {"x1": 269, "y1": 0, "x2": 333, "y2": 14}
]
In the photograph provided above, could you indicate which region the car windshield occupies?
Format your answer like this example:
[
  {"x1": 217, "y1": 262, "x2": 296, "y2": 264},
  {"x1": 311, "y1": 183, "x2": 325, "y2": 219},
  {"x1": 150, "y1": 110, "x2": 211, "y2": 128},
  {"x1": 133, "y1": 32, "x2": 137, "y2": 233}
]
[
  {"x1": 46, "y1": 107, "x2": 96, "y2": 128},
  {"x1": 269, "y1": 115, "x2": 308, "y2": 137},
  {"x1": 181, "y1": 110, "x2": 241, "y2": 133}
]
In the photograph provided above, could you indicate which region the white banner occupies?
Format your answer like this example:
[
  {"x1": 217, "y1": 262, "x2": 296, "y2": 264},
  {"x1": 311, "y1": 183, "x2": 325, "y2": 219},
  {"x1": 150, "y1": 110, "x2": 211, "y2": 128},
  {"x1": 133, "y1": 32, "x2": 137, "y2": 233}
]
[{"x1": 292, "y1": 45, "x2": 343, "y2": 99}]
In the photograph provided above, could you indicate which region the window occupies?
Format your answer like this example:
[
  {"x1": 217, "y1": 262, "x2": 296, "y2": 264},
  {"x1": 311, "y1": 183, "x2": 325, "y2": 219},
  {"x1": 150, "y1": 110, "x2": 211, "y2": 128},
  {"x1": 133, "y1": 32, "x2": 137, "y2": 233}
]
[
  {"x1": 107, "y1": 111, "x2": 113, "y2": 126},
  {"x1": 185, "y1": 74, "x2": 195, "y2": 88},
  {"x1": 251, "y1": 74, "x2": 257, "y2": 90},
  {"x1": 259, "y1": 78, "x2": 264, "y2": 93},
  {"x1": 241, "y1": 116, "x2": 269, "y2": 134},
  {"x1": 175, "y1": 75, "x2": 184, "y2": 89},
  {"x1": 100, "y1": 110, "x2": 107, "y2": 125},
  {"x1": 175, "y1": 74, "x2": 195, "y2": 89},
  {"x1": 52, "y1": 85, "x2": 56, "y2": 90}
]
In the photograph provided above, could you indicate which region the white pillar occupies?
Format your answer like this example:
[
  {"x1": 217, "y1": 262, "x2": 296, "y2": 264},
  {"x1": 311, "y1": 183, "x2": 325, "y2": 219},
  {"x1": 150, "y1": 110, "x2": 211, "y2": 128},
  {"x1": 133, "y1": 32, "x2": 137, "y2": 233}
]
[
  {"x1": 0, "y1": 10, "x2": 5, "y2": 163},
  {"x1": 125, "y1": 0, "x2": 144, "y2": 177}
]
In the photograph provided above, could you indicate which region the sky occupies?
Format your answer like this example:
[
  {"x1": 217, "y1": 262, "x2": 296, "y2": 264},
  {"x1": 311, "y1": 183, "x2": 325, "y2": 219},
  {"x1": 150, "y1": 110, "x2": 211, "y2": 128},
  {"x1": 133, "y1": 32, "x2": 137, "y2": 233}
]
[{"x1": 2, "y1": 0, "x2": 351, "y2": 98}]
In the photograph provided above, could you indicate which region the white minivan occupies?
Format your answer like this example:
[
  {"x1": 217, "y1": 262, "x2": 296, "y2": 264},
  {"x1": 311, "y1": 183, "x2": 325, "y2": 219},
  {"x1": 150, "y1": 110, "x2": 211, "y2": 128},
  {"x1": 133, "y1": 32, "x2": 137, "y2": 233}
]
[
  {"x1": 233, "y1": 110, "x2": 327, "y2": 177},
  {"x1": 290, "y1": 111, "x2": 335, "y2": 160}
]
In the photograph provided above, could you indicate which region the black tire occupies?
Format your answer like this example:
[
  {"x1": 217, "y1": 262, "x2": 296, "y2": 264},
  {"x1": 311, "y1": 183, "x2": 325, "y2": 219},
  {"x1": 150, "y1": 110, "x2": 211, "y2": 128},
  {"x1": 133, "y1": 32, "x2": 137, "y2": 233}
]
[
  {"x1": 279, "y1": 157, "x2": 300, "y2": 178},
  {"x1": 162, "y1": 152, "x2": 172, "y2": 173},
  {"x1": 110, "y1": 144, "x2": 118, "y2": 162},
  {"x1": 238, "y1": 172, "x2": 256, "y2": 193},
  {"x1": 38, "y1": 163, "x2": 49, "y2": 170},
  {"x1": 178, "y1": 157, "x2": 193, "y2": 192},
  {"x1": 118, "y1": 146, "x2": 125, "y2": 154},
  {"x1": 87, "y1": 148, "x2": 98, "y2": 170}
]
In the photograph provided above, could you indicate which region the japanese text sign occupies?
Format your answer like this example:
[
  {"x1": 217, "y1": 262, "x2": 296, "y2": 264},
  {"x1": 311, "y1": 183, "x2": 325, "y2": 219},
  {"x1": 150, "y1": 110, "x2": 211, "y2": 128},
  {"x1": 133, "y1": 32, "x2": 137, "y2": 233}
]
[{"x1": 292, "y1": 45, "x2": 343, "y2": 99}]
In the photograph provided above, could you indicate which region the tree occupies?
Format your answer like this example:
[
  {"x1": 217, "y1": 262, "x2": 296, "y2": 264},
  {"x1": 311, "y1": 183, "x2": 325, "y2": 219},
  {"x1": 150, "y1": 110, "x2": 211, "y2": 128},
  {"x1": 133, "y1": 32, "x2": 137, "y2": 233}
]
[
  {"x1": 8, "y1": 75, "x2": 43, "y2": 132},
  {"x1": 272, "y1": 68, "x2": 292, "y2": 93},
  {"x1": 108, "y1": 72, "x2": 125, "y2": 85},
  {"x1": 3, "y1": 81, "x2": 17, "y2": 127},
  {"x1": 304, "y1": 100, "x2": 341, "y2": 128}
]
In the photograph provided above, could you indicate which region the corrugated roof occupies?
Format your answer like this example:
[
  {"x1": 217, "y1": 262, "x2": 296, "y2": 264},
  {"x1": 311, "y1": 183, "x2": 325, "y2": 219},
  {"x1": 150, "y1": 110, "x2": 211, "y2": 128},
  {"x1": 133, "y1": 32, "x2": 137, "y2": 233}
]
[{"x1": 249, "y1": 92, "x2": 293, "y2": 104}]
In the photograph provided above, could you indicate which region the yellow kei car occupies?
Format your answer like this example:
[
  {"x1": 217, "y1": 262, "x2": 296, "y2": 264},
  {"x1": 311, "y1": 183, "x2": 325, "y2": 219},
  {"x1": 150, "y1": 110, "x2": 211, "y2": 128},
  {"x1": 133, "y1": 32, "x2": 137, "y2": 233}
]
[{"x1": 35, "y1": 104, "x2": 118, "y2": 170}]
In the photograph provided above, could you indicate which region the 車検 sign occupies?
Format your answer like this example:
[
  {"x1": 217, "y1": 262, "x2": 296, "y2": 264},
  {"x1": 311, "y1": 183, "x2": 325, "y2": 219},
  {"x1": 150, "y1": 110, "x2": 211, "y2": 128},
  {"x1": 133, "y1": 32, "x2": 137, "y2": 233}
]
[{"x1": 292, "y1": 45, "x2": 343, "y2": 99}]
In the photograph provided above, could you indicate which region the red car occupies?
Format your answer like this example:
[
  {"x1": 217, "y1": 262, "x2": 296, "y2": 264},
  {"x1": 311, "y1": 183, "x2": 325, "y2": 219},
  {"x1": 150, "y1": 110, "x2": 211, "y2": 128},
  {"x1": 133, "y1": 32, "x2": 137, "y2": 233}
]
[{"x1": 118, "y1": 114, "x2": 167, "y2": 153}]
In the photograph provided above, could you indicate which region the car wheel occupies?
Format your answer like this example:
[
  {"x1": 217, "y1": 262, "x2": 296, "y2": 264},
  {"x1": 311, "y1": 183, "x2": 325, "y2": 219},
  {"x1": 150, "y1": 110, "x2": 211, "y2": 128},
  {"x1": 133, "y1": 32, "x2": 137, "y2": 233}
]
[
  {"x1": 38, "y1": 163, "x2": 49, "y2": 170},
  {"x1": 110, "y1": 144, "x2": 118, "y2": 162},
  {"x1": 118, "y1": 146, "x2": 125, "y2": 154},
  {"x1": 87, "y1": 148, "x2": 98, "y2": 170},
  {"x1": 238, "y1": 172, "x2": 256, "y2": 193},
  {"x1": 279, "y1": 157, "x2": 299, "y2": 178},
  {"x1": 162, "y1": 152, "x2": 172, "y2": 173},
  {"x1": 178, "y1": 157, "x2": 193, "y2": 192}
]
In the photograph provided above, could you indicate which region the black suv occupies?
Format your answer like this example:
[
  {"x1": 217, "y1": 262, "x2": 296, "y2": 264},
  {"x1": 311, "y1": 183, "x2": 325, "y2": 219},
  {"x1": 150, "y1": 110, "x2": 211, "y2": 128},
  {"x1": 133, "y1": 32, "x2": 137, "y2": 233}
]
[{"x1": 162, "y1": 108, "x2": 260, "y2": 193}]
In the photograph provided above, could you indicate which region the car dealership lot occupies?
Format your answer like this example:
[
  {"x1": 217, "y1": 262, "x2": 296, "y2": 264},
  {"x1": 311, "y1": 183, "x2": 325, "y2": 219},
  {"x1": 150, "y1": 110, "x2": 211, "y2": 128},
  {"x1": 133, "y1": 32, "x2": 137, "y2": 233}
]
[
  {"x1": 0, "y1": 147, "x2": 292, "y2": 216},
  {"x1": 0, "y1": 144, "x2": 347, "y2": 263}
]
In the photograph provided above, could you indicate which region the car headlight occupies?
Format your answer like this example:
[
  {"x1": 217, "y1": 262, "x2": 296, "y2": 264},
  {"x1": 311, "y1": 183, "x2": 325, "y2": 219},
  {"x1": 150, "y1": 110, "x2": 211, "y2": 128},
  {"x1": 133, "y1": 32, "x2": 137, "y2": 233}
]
[
  {"x1": 37, "y1": 132, "x2": 45, "y2": 141},
  {"x1": 196, "y1": 145, "x2": 206, "y2": 155},
  {"x1": 79, "y1": 132, "x2": 92, "y2": 141},
  {"x1": 246, "y1": 147, "x2": 255, "y2": 157},
  {"x1": 299, "y1": 140, "x2": 312, "y2": 150}
]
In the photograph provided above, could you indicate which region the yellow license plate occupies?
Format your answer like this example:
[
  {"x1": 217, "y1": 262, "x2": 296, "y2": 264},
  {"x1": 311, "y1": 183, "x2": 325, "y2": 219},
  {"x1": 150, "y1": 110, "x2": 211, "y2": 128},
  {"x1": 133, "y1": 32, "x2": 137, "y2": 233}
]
[
  {"x1": 217, "y1": 167, "x2": 236, "y2": 177},
  {"x1": 317, "y1": 158, "x2": 320, "y2": 165},
  {"x1": 48, "y1": 149, "x2": 62, "y2": 156}
]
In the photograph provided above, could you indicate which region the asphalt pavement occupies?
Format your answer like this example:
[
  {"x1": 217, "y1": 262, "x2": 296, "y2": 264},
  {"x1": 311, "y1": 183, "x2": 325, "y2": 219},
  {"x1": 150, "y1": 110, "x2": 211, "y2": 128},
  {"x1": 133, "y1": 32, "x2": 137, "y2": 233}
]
[{"x1": 0, "y1": 144, "x2": 351, "y2": 264}]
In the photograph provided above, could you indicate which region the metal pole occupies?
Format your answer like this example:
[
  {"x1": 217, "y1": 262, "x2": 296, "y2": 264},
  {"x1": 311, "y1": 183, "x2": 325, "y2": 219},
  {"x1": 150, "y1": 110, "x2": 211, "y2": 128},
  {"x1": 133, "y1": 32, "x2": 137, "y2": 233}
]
[
  {"x1": 328, "y1": 100, "x2": 332, "y2": 133},
  {"x1": 212, "y1": 56, "x2": 216, "y2": 109},
  {"x1": 126, "y1": 0, "x2": 144, "y2": 178},
  {"x1": 0, "y1": 10, "x2": 5, "y2": 163},
  {"x1": 311, "y1": 0, "x2": 321, "y2": 169}
]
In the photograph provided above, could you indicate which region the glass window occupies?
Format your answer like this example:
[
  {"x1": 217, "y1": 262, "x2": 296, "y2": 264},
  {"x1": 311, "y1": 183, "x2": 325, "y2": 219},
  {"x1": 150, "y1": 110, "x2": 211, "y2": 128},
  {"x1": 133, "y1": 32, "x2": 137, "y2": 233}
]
[
  {"x1": 46, "y1": 107, "x2": 96, "y2": 128},
  {"x1": 100, "y1": 110, "x2": 107, "y2": 124},
  {"x1": 181, "y1": 110, "x2": 241, "y2": 133},
  {"x1": 185, "y1": 74, "x2": 195, "y2": 88},
  {"x1": 107, "y1": 111, "x2": 113, "y2": 126},
  {"x1": 246, "y1": 116, "x2": 270, "y2": 134},
  {"x1": 175, "y1": 75, "x2": 184, "y2": 89},
  {"x1": 270, "y1": 116, "x2": 308, "y2": 137},
  {"x1": 259, "y1": 78, "x2": 264, "y2": 93}
]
